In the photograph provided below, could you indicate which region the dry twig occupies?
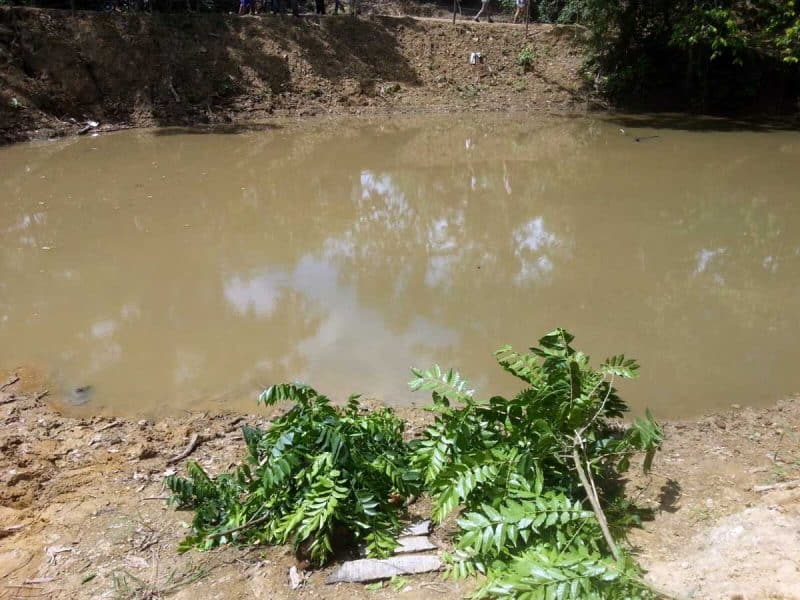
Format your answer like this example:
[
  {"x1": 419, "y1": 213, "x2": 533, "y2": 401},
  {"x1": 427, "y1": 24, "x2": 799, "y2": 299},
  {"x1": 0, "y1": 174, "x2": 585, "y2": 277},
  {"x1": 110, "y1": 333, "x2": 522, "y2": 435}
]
[
  {"x1": 753, "y1": 479, "x2": 800, "y2": 493},
  {"x1": 167, "y1": 433, "x2": 201, "y2": 465},
  {"x1": 0, "y1": 375, "x2": 20, "y2": 391}
]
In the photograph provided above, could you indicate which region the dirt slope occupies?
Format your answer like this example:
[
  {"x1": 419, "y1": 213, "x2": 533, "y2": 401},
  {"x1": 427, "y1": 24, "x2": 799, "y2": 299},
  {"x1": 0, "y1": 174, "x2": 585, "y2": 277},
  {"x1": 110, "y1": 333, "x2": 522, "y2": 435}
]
[{"x1": 0, "y1": 7, "x2": 588, "y2": 144}]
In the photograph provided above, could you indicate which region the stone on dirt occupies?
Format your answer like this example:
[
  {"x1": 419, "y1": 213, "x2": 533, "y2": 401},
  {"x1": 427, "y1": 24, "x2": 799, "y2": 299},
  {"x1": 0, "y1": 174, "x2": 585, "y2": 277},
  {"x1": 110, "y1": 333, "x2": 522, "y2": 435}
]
[
  {"x1": 288, "y1": 565, "x2": 304, "y2": 589},
  {"x1": 401, "y1": 520, "x2": 431, "y2": 536},
  {"x1": 393, "y1": 535, "x2": 436, "y2": 554},
  {"x1": 325, "y1": 555, "x2": 442, "y2": 584}
]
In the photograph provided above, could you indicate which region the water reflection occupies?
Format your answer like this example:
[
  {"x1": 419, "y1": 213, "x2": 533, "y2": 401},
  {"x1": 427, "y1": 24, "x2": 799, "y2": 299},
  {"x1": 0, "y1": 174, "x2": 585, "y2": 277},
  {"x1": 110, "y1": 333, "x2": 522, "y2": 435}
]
[
  {"x1": 225, "y1": 271, "x2": 288, "y2": 317},
  {"x1": 1, "y1": 115, "x2": 799, "y2": 417},
  {"x1": 512, "y1": 217, "x2": 570, "y2": 285}
]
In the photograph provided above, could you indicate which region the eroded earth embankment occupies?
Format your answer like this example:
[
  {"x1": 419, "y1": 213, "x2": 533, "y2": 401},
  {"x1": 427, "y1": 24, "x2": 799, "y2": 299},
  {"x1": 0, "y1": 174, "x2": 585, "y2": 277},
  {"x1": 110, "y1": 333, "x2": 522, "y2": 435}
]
[{"x1": 0, "y1": 7, "x2": 588, "y2": 143}]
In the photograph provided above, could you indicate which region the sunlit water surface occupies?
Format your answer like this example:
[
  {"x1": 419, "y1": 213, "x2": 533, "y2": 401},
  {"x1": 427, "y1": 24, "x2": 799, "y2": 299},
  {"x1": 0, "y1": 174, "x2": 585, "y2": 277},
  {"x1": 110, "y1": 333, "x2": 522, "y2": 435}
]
[{"x1": 1, "y1": 114, "x2": 799, "y2": 418}]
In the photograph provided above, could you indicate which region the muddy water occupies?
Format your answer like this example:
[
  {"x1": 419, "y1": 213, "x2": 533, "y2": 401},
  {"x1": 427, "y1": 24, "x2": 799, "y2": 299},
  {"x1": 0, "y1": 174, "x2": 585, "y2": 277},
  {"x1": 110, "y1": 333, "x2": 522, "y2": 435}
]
[{"x1": 1, "y1": 115, "x2": 799, "y2": 418}]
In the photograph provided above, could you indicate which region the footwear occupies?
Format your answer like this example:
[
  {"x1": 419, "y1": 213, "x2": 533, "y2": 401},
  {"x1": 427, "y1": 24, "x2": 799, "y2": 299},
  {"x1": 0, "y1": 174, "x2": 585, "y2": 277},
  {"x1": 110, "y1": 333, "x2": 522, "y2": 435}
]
[
  {"x1": 473, "y1": 16, "x2": 479, "y2": 22},
  {"x1": 488, "y1": 17, "x2": 493, "y2": 22}
]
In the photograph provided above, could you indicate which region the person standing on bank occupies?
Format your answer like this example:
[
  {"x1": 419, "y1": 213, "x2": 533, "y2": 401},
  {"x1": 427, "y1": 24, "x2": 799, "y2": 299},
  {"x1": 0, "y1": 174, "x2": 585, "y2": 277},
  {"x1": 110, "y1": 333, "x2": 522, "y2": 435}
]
[
  {"x1": 474, "y1": 0, "x2": 493, "y2": 22},
  {"x1": 513, "y1": 0, "x2": 526, "y2": 23}
]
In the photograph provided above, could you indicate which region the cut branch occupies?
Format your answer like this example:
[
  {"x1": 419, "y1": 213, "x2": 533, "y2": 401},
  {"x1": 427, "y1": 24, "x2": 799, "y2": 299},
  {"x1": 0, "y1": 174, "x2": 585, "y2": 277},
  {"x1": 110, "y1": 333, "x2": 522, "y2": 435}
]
[{"x1": 0, "y1": 375, "x2": 19, "y2": 391}]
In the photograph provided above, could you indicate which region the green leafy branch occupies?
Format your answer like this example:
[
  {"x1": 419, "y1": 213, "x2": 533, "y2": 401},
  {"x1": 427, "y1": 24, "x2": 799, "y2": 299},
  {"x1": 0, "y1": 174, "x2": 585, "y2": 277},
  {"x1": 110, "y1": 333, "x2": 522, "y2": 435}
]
[{"x1": 167, "y1": 328, "x2": 663, "y2": 598}]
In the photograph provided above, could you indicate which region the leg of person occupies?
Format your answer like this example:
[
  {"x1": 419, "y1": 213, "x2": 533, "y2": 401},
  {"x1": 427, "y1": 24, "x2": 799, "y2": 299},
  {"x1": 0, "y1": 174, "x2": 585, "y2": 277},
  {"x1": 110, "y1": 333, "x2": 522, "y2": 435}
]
[
  {"x1": 487, "y1": 0, "x2": 493, "y2": 22},
  {"x1": 474, "y1": 0, "x2": 486, "y2": 21}
]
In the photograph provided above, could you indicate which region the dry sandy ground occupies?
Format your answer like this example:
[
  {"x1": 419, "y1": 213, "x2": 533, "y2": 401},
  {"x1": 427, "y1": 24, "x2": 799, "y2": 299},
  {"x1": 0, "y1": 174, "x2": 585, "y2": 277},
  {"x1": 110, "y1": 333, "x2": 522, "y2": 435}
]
[{"x1": 1, "y1": 366, "x2": 799, "y2": 600}]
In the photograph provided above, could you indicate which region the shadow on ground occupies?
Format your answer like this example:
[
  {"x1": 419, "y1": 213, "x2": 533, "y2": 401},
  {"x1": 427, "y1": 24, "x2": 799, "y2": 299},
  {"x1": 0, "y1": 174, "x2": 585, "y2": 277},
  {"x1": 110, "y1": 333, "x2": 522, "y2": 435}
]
[{"x1": 0, "y1": 8, "x2": 422, "y2": 131}]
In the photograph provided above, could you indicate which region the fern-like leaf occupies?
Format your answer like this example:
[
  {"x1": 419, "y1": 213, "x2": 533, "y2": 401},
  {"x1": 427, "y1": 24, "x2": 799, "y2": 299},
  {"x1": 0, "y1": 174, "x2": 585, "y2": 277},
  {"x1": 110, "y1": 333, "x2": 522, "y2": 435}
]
[
  {"x1": 409, "y1": 365, "x2": 474, "y2": 405},
  {"x1": 493, "y1": 345, "x2": 544, "y2": 386},
  {"x1": 456, "y1": 494, "x2": 594, "y2": 559},
  {"x1": 480, "y1": 545, "x2": 627, "y2": 599},
  {"x1": 431, "y1": 462, "x2": 500, "y2": 522},
  {"x1": 600, "y1": 355, "x2": 640, "y2": 379},
  {"x1": 258, "y1": 383, "x2": 324, "y2": 407}
]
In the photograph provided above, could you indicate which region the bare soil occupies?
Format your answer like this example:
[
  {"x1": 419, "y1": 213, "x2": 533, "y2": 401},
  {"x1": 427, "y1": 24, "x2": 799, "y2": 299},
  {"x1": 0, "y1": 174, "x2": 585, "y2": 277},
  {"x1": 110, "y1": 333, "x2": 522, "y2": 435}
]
[
  {"x1": 0, "y1": 7, "x2": 589, "y2": 145},
  {"x1": 2, "y1": 365, "x2": 799, "y2": 599}
]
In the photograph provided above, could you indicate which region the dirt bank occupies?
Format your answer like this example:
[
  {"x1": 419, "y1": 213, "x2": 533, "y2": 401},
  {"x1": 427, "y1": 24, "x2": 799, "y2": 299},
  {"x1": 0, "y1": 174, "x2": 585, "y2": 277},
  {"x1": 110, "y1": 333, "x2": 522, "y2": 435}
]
[
  {"x1": 2, "y1": 366, "x2": 799, "y2": 599},
  {"x1": 0, "y1": 7, "x2": 588, "y2": 144}
]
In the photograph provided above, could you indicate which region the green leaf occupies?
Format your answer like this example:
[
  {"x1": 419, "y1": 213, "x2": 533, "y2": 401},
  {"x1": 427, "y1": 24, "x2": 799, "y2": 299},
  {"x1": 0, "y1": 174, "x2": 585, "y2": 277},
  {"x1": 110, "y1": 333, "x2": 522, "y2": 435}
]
[
  {"x1": 258, "y1": 383, "x2": 323, "y2": 407},
  {"x1": 600, "y1": 355, "x2": 640, "y2": 379},
  {"x1": 409, "y1": 365, "x2": 475, "y2": 404}
]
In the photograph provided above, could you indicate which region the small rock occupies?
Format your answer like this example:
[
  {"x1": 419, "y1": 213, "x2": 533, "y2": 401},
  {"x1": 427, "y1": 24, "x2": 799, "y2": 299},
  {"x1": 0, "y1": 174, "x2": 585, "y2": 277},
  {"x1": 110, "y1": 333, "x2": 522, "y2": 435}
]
[
  {"x1": 128, "y1": 444, "x2": 158, "y2": 460},
  {"x1": 288, "y1": 565, "x2": 304, "y2": 589},
  {"x1": 380, "y1": 83, "x2": 401, "y2": 95},
  {"x1": 401, "y1": 520, "x2": 432, "y2": 536},
  {"x1": 326, "y1": 555, "x2": 442, "y2": 584},
  {"x1": 6, "y1": 470, "x2": 35, "y2": 486},
  {"x1": 123, "y1": 555, "x2": 149, "y2": 569},
  {"x1": 69, "y1": 386, "x2": 93, "y2": 405},
  {"x1": 393, "y1": 536, "x2": 436, "y2": 554}
]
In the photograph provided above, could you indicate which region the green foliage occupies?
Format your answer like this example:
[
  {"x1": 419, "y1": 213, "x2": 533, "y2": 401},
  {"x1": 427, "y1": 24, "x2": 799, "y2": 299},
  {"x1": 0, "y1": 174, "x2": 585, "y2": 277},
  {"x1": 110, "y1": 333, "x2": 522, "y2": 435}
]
[
  {"x1": 532, "y1": 0, "x2": 800, "y2": 109},
  {"x1": 167, "y1": 329, "x2": 662, "y2": 598},
  {"x1": 534, "y1": 0, "x2": 588, "y2": 23},
  {"x1": 408, "y1": 328, "x2": 662, "y2": 598},
  {"x1": 767, "y1": 0, "x2": 800, "y2": 64},
  {"x1": 671, "y1": 5, "x2": 748, "y2": 63},
  {"x1": 112, "y1": 563, "x2": 210, "y2": 599},
  {"x1": 477, "y1": 545, "x2": 647, "y2": 599},
  {"x1": 166, "y1": 384, "x2": 420, "y2": 565},
  {"x1": 518, "y1": 46, "x2": 536, "y2": 69}
]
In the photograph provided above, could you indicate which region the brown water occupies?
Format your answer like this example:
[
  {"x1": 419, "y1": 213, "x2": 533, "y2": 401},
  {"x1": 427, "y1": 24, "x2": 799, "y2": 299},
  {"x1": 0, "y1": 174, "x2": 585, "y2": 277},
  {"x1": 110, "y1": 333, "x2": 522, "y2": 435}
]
[{"x1": 1, "y1": 115, "x2": 799, "y2": 418}]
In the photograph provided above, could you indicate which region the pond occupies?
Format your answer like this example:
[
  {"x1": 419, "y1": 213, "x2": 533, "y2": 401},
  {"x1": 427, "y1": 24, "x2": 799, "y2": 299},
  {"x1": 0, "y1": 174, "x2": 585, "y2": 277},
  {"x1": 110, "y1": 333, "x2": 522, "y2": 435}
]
[{"x1": 1, "y1": 114, "x2": 799, "y2": 418}]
